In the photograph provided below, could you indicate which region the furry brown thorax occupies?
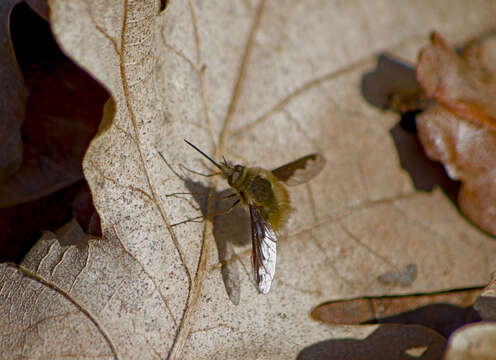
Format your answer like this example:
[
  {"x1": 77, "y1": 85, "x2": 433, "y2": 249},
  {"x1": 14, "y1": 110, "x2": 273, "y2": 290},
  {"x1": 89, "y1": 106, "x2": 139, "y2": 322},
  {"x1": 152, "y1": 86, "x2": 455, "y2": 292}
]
[{"x1": 222, "y1": 164, "x2": 290, "y2": 232}]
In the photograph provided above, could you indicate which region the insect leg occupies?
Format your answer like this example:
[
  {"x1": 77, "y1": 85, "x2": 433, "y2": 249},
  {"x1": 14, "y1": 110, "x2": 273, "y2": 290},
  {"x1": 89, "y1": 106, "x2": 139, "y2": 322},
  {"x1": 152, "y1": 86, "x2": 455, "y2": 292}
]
[
  {"x1": 221, "y1": 193, "x2": 238, "y2": 199},
  {"x1": 219, "y1": 199, "x2": 240, "y2": 215},
  {"x1": 165, "y1": 192, "x2": 220, "y2": 198},
  {"x1": 171, "y1": 198, "x2": 241, "y2": 227},
  {"x1": 179, "y1": 163, "x2": 220, "y2": 178},
  {"x1": 156, "y1": 149, "x2": 220, "y2": 178}
]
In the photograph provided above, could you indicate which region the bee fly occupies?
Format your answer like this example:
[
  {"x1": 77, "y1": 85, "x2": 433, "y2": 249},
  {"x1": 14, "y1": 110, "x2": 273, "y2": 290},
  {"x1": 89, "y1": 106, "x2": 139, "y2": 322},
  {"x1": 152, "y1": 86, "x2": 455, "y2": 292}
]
[{"x1": 184, "y1": 140, "x2": 326, "y2": 294}]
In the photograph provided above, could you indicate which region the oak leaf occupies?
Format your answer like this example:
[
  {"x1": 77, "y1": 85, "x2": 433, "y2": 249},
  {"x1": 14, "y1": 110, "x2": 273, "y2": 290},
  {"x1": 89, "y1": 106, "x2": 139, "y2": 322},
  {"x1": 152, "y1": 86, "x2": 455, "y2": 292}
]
[
  {"x1": 2, "y1": 1, "x2": 496, "y2": 359},
  {"x1": 417, "y1": 33, "x2": 496, "y2": 235}
]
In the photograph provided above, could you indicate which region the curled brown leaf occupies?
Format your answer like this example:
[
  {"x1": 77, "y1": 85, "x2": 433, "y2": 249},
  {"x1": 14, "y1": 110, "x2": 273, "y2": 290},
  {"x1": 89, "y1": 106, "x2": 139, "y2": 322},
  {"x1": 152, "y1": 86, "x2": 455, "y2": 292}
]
[{"x1": 416, "y1": 32, "x2": 496, "y2": 236}]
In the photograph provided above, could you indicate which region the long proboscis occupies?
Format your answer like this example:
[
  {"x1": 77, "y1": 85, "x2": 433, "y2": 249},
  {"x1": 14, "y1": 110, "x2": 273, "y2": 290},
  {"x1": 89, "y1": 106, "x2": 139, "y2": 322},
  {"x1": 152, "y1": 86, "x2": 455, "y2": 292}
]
[{"x1": 184, "y1": 139, "x2": 223, "y2": 170}]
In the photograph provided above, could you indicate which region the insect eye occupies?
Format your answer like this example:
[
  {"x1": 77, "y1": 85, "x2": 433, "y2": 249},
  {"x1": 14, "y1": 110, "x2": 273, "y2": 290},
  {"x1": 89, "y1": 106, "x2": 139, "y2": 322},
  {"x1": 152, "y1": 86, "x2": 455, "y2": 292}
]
[{"x1": 229, "y1": 165, "x2": 243, "y2": 185}]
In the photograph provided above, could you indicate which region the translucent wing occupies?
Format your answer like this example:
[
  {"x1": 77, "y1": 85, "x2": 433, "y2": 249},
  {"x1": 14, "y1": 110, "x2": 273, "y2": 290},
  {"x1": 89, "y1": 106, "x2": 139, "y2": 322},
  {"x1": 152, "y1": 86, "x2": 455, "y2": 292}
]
[
  {"x1": 249, "y1": 204, "x2": 277, "y2": 294},
  {"x1": 271, "y1": 153, "x2": 326, "y2": 186}
]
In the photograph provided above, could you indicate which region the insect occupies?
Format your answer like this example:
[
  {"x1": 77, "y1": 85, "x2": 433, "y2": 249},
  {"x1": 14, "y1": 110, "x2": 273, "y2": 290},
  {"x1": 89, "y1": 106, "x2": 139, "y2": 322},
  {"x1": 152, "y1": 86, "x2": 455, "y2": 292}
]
[{"x1": 184, "y1": 140, "x2": 326, "y2": 294}]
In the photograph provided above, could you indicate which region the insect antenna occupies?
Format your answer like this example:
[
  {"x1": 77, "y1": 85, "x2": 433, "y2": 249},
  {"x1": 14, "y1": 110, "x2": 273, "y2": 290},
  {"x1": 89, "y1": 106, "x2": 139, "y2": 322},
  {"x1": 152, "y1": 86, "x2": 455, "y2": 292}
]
[{"x1": 184, "y1": 139, "x2": 223, "y2": 171}]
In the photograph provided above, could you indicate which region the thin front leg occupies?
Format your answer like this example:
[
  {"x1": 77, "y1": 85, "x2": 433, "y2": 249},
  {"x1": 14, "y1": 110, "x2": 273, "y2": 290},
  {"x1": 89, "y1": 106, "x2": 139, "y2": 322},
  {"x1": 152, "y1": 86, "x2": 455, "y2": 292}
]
[
  {"x1": 171, "y1": 198, "x2": 241, "y2": 227},
  {"x1": 180, "y1": 163, "x2": 220, "y2": 178}
]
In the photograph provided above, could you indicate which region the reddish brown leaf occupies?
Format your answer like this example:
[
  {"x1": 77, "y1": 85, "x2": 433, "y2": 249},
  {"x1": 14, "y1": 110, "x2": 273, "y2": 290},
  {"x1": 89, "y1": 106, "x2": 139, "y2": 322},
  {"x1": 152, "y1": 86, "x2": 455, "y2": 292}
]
[
  {"x1": 416, "y1": 33, "x2": 496, "y2": 235},
  {"x1": 312, "y1": 289, "x2": 482, "y2": 337},
  {"x1": 417, "y1": 32, "x2": 496, "y2": 130}
]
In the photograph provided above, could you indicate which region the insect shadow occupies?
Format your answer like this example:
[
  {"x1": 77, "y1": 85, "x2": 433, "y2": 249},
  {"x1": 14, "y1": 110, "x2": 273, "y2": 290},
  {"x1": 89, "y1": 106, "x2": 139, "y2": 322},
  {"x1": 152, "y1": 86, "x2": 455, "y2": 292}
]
[{"x1": 159, "y1": 152, "x2": 250, "y2": 305}]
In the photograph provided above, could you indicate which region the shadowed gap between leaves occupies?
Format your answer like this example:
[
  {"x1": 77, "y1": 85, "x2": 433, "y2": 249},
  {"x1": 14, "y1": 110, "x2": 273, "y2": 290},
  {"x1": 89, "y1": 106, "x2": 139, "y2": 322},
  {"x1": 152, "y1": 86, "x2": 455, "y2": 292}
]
[
  {"x1": 361, "y1": 53, "x2": 461, "y2": 206},
  {"x1": 1, "y1": 3, "x2": 106, "y2": 262},
  {"x1": 159, "y1": 153, "x2": 252, "y2": 305},
  {"x1": 362, "y1": 303, "x2": 481, "y2": 339},
  {"x1": 297, "y1": 324, "x2": 446, "y2": 360},
  {"x1": 304, "y1": 287, "x2": 486, "y2": 360},
  {"x1": 159, "y1": 0, "x2": 169, "y2": 12}
]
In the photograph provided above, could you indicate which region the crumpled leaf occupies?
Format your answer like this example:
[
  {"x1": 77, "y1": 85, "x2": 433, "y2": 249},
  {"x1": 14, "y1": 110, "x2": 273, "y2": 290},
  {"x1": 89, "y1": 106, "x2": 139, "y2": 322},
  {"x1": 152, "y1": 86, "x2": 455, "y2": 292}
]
[
  {"x1": 443, "y1": 322, "x2": 496, "y2": 360},
  {"x1": 416, "y1": 32, "x2": 496, "y2": 235},
  {"x1": 2, "y1": 1, "x2": 496, "y2": 359}
]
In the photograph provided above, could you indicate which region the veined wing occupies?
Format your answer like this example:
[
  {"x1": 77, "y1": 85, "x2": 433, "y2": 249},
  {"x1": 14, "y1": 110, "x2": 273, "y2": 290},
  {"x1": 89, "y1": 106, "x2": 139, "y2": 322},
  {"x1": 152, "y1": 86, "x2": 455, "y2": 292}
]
[
  {"x1": 249, "y1": 204, "x2": 277, "y2": 294},
  {"x1": 271, "y1": 153, "x2": 326, "y2": 186}
]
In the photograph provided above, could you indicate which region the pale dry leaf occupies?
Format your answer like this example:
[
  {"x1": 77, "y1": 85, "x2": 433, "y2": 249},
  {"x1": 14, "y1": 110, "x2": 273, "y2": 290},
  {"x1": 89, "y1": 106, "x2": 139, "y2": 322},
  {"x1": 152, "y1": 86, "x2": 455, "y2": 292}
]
[
  {"x1": 443, "y1": 322, "x2": 496, "y2": 360},
  {"x1": 2, "y1": 1, "x2": 496, "y2": 359}
]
